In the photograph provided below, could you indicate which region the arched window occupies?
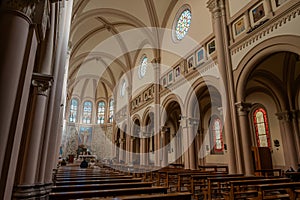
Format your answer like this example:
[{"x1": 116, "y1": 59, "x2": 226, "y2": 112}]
[
  {"x1": 69, "y1": 98, "x2": 78, "y2": 123},
  {"x1": 210, "y1": 116, "x2": 223, "y2": 153},
  {"x1": 97, "y1": 101, "x2": 105, "y2": 124},
  {"x1": 82, "y1": 101, "x2": 92, "y2": 124},
  {"x1": 138, "y1": 56, "x2": 147, "y2": 78},
  {"x1": 253, "y1": 107, "x2": 271, "y2": 147},
  {"x1": 109, "y1": 99, "x2": 114, "y2": 123}
]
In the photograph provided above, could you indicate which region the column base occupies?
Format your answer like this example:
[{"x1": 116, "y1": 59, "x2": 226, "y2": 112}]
[{"x1": 12, "y1": 183, "x2": 52, "y2": 200}]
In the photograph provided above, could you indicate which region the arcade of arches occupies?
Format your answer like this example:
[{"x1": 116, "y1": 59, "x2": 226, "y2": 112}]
[{"x1": 0, "y1": 0, "x2": 300, "y2": 199}]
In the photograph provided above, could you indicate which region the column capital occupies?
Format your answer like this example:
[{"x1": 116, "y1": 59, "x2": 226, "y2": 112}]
[
  {"x1": 235, "y1": 102, "x2": 252, "y2": 115},
  {"x1": 31, "y1": 73, "x2": 53, "y2": 96},
  {"x1": 207, "y1": 0, "x2": 225, "y2": 19},
  {"x1": 290, "y1": 110, "x2": 300, "y2": 120},
  {"x1": 187, "y1": 117, "x2": 199, "y2": 127},
  {"x1": 151, "y1": 57, "x2": 161, "y2": 64},
  {"x1": 2, "y1": 0, "x2": 50, "y2": 40},
  {"x1": 276, "y1": 111, "x2": 292, "y2": 121}
]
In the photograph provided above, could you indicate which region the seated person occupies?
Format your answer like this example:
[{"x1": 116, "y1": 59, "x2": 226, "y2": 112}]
[
  {"x1": 89, "y1": 159, "x2": 96, "y2": 168},
  {"x1": 80, "y1": 158, "x2": 88, "y2": 168}
]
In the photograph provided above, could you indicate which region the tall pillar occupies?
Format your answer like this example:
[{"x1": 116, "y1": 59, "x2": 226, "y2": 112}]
[
  {"x1": 236, "y1": 102, "x2": 254, "y2": 175},
  {"x1": 291, "y1": 110, "x2": 300, "y2": 163},
  {"x1": 180, "y1": 116, "x2": 190, "y2": 169},
  {"x1": 0, "y1": 0, "x2": 50, "y2": 199},
  {"x1": 276, "y1": 111, "x2": 298, "y2": 169},
  {"x1": 13, "y1": 74, "x2": 53, "y2": 198},
  {"x1": 187, "y1": 118, "x2": 198, "y2": 170},
  {"x1": 44, "y1": 0, "x2": 73, "y2": 184},
  {"x1": 38, "y1": 2, "x2": 57, "y2": 185},
  {"x1": 207, "y1": 0, "x2": 238, "y2": 173},
  {"x1": 161, "y1": 127, "x2": 168, "y2": 167},
  {"x1": 152, "y1": 58, "x2": 161, "y2": 166},
  {"x1": 119, "y1": 133, "x2": 125, "y2": 162}
]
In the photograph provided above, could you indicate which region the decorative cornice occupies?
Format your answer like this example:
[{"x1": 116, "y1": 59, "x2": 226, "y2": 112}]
[{"x1": 31, "y1": 73, "x2": 53, "y2": 96}]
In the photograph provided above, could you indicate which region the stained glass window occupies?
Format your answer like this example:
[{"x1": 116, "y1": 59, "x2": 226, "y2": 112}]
[
  {"x1": 97, "y1": 101, "x2": 105, "y2": 124},
  {"x1": 109, "y1": 99, "x2": 114, "y2": 123},
  {"x1": 253, "y1": 107, "x2": 271, "y2": 147},
  {"x1": 69, "y1": 98, "x2": 78, "y2": 123},
  {"x1": 82, "y1": 101, "x2": 92, "y2": 124},
  {"x1": 212, "y1": 117, "x2": 223, "y2": 152},
  {"x1": 175, "y1": 9, "x2": 192, "y2": 40},
  {"x1": 139, "y1": 56, "x2": 147, "y2": 78}
]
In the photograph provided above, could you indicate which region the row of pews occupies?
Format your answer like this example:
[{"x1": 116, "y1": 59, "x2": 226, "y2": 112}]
[
  {"x1": 50, "y1": 164, "x2": 191, "y2": 200},
  {"x1": 50, "y1": 163, "x2": 300, "y2": 200}
]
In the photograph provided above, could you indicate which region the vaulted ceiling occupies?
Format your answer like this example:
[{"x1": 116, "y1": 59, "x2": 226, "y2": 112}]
[{"x1": 68, "y1": 0, "x2": 179, "y2": 101}]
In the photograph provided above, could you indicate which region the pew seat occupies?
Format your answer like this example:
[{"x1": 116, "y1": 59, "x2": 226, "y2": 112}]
[{"x1": 49, "y1": 186, "x2": 168, "y2": 200}]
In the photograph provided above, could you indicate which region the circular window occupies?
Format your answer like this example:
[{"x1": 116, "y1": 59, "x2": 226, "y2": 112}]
[
  {"x1": 175, "y1": 8, "x2": 192, "y2": 41},
  {"x1": 120, "y1": 80, "x2": 126, "y2": 97},
  {"x1": 139, "y1": 56, "x2": 147, "y2": 78}
]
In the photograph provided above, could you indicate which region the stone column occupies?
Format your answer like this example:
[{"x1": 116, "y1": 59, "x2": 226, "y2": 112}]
[
  {"x1": 130, "y1": 137, "x2": 134, "y2": 164},
  {"x1": 119, "y1": 133, "x2": 125, "y2": 163},
  {"x1": 179, "y1": 116, "x2": 190, "y2": 169},
  {"x1": 161, "y1": 127, "x2": 168, "y2": 167},
  {"x1": 152, "y1": 58, "x2": 161, "y2": 166},
  {"x1": 187, "y1": 118, "x2": 199, "y2": 170},
  {"x1": 44, "y1": 0, "x2": 73, "y2": 184},
  {"x1": 0, "y1": 0, "x2": 50, "y2": 199},
  {"x1": 37, "y1": 2, "x2": 57, "y2": 185},
  {"x1": 236, "y1": 102, "x2": 254, "y2": 175},
  {"x1": 276, "y1": 111, "x2": 298, "y2": 169},
  {"x1": 13, "y1": 74, "x2": 53, "y2": 199},
  {"x1": 207, "y1": 0, "x2": 238, "y2": 173},
  {"x1": 291, "y1": 110, "x2": 300, "y2": 163}
]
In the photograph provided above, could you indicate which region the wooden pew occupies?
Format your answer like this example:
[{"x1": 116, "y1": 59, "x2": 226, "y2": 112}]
[
  {"x1": 206, "y1": 176, "x2": 267, "y2": 200},
  {"x1": 254, "y1": 169, "x2": 283, "y2": 177},
  {"x1": 190, "y1": 173, "x2": 244, "y2": 199},
  {"x1": 51, "y1": 182, "x2": 153, "y2": 192},
  {"x1": 55, "y1": 175, "x2": 132, "y2": 181},
  {"x1": 198, "y1": 165, "x2": 229, "y2": 174},
  {"x1": 222, "y1": 177, "x2": 291, "y2": 200},
  {"x1": 285, "y1": 172, "x2": 300, "y2": 182},
  {"x1": 176, "y1": 169, "x2": 232, "y2": 193},
  {"x1": 55, "y1": 178, "x2": 143, "y2": 186},
  {"x1": 113, "y1": 192, "x2": 192, "y2": 200},
  {"x1": 253, "y1": 182, "x2": 300, "y2": 200},
  {"x1": 49, "y1": 186, "x2": 168, "y2": 200}
]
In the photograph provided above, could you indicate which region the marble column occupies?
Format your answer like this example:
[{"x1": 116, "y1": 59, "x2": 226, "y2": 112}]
[
  {"x1": 276, "y1": 111, "x2": 298, "y2": 169},
  {"x1": 236, "y1": 102, "x2": 254, "y2": 175},
  {"x1": 207, "y1": 0, "x2": 238, "y2": 173}
]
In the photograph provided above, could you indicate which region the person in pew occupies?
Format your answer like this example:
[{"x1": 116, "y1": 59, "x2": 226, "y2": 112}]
[
  {"x1": 88, "y1": 159, "x2": 96, "y2": 168},
  {"x1": 80, "y1": 158, "x2": 88, "y2": 168}
]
